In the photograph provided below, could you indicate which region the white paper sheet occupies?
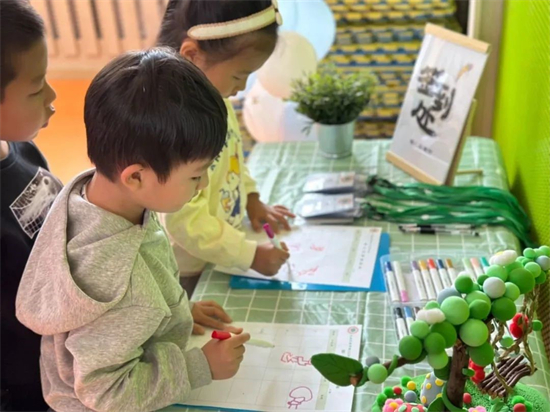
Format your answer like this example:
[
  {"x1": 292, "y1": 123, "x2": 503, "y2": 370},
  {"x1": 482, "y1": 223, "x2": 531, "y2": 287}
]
[
  {"x1": 181, "y1": 323, "x2": 362, "y2": 412},
  {"x1": 216, "y1": 226, "x2": 382, "y2": 289}
]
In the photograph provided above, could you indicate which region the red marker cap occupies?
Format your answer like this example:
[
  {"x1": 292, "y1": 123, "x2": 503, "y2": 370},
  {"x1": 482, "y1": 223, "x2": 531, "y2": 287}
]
[
  {"x1": 212, "y1": 331, "x2": 231, "y2": 340},
  {"x1": 427, "y1": 259, "x2": 437, "y2": 269}
]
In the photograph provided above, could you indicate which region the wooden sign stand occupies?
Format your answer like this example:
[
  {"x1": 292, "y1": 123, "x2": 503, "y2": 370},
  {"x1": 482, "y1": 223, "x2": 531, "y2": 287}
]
[
  {"x1": 386, "y1": 24, "x2": 491, "y2": 186},
  {"x1": 444, "y1": 99, "x2": 478, "y2": 185}
]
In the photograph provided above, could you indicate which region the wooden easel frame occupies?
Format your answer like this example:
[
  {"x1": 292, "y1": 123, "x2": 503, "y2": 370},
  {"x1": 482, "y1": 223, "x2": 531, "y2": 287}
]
[
  {"x1": 386, "y1": 24, "x2": 491, "y2": 186},
  {"x1": 444, "y1": 99, "x2": 478, "y2": 185}
]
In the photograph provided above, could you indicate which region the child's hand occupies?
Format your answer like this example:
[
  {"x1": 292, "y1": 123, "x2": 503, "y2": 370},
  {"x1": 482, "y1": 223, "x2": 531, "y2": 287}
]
[
  {"x1": 251, "y1": 242, "x2": 290, "y2": 276},
  {"x1": 246, "y1": 193, "x2": 295, "y2": 234},
  {"x1": 191, "y1": 301, "x2": 240, "y2": 335},
  {"x1": 202, "y1": 332, "x2": 250, "y2": 380}
]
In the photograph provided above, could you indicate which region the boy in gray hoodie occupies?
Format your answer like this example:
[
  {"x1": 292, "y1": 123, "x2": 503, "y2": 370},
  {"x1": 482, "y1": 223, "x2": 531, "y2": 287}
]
[{"x1": 15, "y1": 48, "x2": 250, "y2": 412}]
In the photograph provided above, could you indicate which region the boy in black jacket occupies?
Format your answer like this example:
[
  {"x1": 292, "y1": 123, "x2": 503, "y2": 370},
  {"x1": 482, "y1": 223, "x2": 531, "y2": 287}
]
[{"x1": 0, "y1": 1, "x2": 60, "y2": 410}]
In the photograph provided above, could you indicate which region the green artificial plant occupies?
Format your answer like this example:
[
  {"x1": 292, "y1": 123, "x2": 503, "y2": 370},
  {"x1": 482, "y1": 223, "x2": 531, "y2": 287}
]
[
  {"x1": 289, "y1": 64, "x2": 377, "y2": 126},
  {"x1": 311, "y1": 247, "x2": 550, "y2": 412}
]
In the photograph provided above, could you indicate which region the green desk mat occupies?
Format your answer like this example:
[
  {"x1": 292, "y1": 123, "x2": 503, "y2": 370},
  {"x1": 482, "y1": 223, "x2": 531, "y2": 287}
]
[{"x1": 180, "y1": 138, "x2": 550, "y2": 411}]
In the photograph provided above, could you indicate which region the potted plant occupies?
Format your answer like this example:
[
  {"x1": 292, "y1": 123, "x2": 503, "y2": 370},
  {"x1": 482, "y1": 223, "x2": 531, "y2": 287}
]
[{"x1": 290, "y1": 64, "x2": 376, "y2": 158}]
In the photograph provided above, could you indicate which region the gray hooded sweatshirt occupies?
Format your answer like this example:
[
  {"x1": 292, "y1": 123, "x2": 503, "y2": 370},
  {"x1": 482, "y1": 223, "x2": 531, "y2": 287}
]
[{"x1": 16, "y1": 170, "x2": 212, "y2": 412}]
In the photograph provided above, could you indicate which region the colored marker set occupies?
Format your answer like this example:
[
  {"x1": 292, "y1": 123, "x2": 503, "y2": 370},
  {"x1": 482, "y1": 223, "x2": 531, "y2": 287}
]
[
  {"x1": 381, "y1": 252, "x2": 491, "y2": 340},
  {"x1": 392, "y1": 305, "x2": 462, "y2": 350},
  {"x1": 393, "y1": 306, "x2": 419, "y2": 341}
]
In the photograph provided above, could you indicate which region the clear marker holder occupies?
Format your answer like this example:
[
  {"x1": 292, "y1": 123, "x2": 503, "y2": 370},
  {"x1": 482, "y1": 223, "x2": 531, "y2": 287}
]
[{"x1": 380, "y1": 250, "x2": 489, "y2": 341}]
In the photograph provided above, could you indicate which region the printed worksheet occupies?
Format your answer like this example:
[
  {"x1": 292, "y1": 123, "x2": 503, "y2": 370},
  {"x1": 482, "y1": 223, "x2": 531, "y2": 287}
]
[
  {"x1": 181, "y1": 323, "x2": 362, "y2": 412},
  {"x1": 215, "y1": 225, "x2": 382, "y2": 289}
]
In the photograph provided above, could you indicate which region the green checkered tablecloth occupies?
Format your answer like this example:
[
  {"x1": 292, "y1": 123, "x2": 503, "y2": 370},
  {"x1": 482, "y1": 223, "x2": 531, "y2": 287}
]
[{"x1": 180, "y1": 138, "x2": 550, "y2": 411}]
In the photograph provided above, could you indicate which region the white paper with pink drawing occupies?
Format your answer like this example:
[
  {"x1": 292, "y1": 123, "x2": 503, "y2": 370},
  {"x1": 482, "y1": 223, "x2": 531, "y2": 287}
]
[
  {"x1": 181, "y1": 323, "x2": 362, "y2": 412},
  {"x1": 215, "y1": 225, "x2": 382, "y2": 289}
]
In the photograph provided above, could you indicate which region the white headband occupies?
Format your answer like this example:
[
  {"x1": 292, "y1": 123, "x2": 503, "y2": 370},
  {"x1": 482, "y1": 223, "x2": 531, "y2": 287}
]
[{"x1": 187, "y1": 0, "x2": 282, "y2": 41}]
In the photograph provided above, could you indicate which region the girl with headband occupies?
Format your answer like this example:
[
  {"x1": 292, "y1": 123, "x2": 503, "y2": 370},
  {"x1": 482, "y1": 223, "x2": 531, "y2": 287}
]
[{"x1": 158, "y1": 0, "x2": 294, "y2": 296}]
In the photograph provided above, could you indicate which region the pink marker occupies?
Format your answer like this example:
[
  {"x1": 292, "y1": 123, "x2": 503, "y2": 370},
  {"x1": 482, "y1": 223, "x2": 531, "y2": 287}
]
[
  {"x1": 393, "y1": 261, "x2": 410, "y2": 302},
  {"x1": 263, "y1": 223, "x2": 291, "y2": 273},
  {"x1": 263, "y1": 223, "x2": 283, "y2": 250},
  {"x1": 470, "y1": 258, "x2": 485, "y2": 279}
]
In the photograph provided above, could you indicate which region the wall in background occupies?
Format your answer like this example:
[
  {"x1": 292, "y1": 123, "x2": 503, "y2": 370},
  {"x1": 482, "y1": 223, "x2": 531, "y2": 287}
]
[
  {"x1": 468, "y1": 0, "x2": 504, "y2": 138},
  {"x1": 30, "y1": 0, "x2": 168, "y2": 78},
  {"x1": 35, "y1": 80, "x2": 91, "y2": 183},
  {"x1": 493, "y1": 0, "x2": 550, "y2": 247},
  {"x1": 493, "y1": 0, "x2": 550, "y2": 357}
]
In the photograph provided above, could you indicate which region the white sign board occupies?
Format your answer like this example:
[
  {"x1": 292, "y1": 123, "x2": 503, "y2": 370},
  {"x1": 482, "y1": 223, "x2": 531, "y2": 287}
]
[{"x1": 387, "y1": 24, "x2": 490, "y2": 185}]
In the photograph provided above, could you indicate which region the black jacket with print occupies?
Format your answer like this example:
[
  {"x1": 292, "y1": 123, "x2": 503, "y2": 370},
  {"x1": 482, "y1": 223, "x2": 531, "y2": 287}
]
[{"x1": 0, "y1": 142, "x2": 62, "y2": 411}]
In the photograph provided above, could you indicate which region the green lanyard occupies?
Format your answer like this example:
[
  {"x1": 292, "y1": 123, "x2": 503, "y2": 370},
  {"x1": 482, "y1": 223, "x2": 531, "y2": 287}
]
[{"x1": 361, "y1": 176, "x2": 534, "y2": 247}]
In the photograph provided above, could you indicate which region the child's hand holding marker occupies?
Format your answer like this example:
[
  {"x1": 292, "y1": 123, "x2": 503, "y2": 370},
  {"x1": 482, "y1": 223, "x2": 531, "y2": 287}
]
[
  {"x1": 251, "y1": 223, "x2": 290, "y2": 277},
  {"x1": 206, "y1": 330, "x2": 275, "y2": 380},
  {"x1": 202, "y1": 330, "x2": 250, "y2": 380}
]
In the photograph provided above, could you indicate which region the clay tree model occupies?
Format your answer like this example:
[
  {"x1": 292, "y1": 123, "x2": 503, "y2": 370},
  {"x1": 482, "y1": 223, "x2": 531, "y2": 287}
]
[{"x1": 312, "y1": 247, "x2": 550, "y2": 412}]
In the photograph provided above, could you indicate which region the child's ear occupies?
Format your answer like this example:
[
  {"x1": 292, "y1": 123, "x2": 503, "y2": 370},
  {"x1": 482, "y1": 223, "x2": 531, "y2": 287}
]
[
  {"x1": 120, "y1": 164, "x2": 145, "y2": 191},
  {"x1": 179, "y1": 39, "x2": 204, "y2": 66}
]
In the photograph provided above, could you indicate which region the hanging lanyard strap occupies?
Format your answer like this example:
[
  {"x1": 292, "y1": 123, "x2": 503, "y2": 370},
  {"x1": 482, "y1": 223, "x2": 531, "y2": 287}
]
[{"x1": 361, "y1": 176, "x2": 534, "y2": 247}]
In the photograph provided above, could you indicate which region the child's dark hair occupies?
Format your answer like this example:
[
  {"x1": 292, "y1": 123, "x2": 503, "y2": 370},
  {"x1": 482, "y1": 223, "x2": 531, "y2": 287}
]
[
  {"x1": 85, "y1": 48, "x2": 227, "y2": 182},
  {"x1": 157, "y1": 0, "x2": 278, "y2": 63},
  {"x1": 0, "y1": 0, "x2": 45, "y2": 101}
]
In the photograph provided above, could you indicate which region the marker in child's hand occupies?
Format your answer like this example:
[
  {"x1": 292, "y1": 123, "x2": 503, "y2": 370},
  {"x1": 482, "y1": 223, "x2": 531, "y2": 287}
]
[
  {"x1": 263, "y1": 223, "x2": 282, "y2": 249},
  {"x1": 211, "y1": 331, "x2": 275, "y2": 348},
  {"x1": 263, "y1": 223, "x2": 291, "y2": 272}
]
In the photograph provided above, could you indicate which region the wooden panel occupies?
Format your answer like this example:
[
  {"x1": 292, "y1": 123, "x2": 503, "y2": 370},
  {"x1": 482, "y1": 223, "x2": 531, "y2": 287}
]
[
  {"x1": 73, "y1": 0, "x2": 100, "y2": 57},
  {"x1": 94, "y1": 0, "x2": 123, "y2": 58},
  {"x1": 385, "y1": 151, "x2": 441, "y2": 185},
  {"x1": 31, "y1": 0, "x2": 171, "y2": 77},
  {"x1": 51, "y1": 0, "x2": 79, "y2": 57},
  {"x1": 117, "y1": 0, "x2": 143, "y2": 50},
  {"x1": 29, "y1": 0, "x2": 58, "y2": 57},
  {"x1": 445, "y1": 100, "x2": 477, "y2": 185},
  {"x1": 425, "y1": 23, "x2": 491, "y2": 54}
]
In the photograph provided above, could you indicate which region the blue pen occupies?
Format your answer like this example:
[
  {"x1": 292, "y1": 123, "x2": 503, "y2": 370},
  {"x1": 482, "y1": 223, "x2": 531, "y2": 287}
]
[
  {"x1": 394, "y1": 308, "x2": 408, "y2": 340},
  {"x1": 404, "y1": 307, "x2": 415, "y2": 334},
  {"x1": 384, "y1": 262, "x2": 400, "y2": 303},
  {"x1": 427, "y1": 259, "x2": 444, "y2": 293},
  {"x1": 437, "y1": 259, "x2": 453, "y2": 288}
]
